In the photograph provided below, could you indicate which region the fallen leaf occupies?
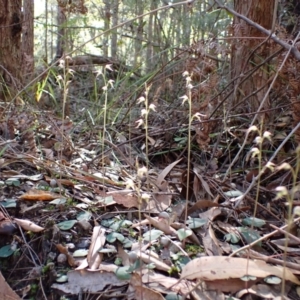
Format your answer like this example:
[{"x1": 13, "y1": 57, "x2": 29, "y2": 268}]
[
  {"x1": 19, "y1": 189, "x2": 62, "y2": 201},
  {"x1": 181, "y1": 256, "x2": 300, "y2": 285},
  {"x1": 156, "y1": 158, "x2": 182, "y2": 187},
  {"x1": 55, "y1": 244, "x2": 77, "y2": 267},
  {"x1": 87, "y1": 226, "x2": 106, "y2": 270},
  {"x1": 130, "y1": 273, "x2": 165, "y2": 300},
  {"x1": 52, "y1": 269, "x2": 127, "y2": 294},
  {"x1": 14, "y1": 218, "x2": 44, "y2": 232},
  {"x1": 0, "y1": 271, "x2": 21, "y2": 300}
]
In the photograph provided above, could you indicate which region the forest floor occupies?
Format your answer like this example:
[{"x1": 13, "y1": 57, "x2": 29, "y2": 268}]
[{"x1": 0, "y1": 64, "x2": 300, "y2": 300}]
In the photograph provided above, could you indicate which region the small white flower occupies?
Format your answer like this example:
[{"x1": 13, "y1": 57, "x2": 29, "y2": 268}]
[
  {"x1": 247, "y1": 125, "x2": 258, "y2": 134},
  {"x1": 108, "y1": 79, "x2": 115, "y2": 88},
  {"x1": 182, "y1": 71, "x2": 189, "y2": 77},
  {"x1": 135, "y1": 119, "x2": 144, "y2": 128},
  {"x1": 137, "y1": 96, "x2": 145, "y2": 104},
  {"x1": 180, "y1": 95, "x2": 188, "y2": 105},
  {"x1": 263, "y1": 131, "x2": 272, "y2": 141},
  {"x1": 105, "y1": 64, "x2": 113, "y2": 71},
  {"x1": 250, "y1": 147, "x2": 260, "y2": 157},
  {"x1": 149, "y1": 104, "x2": 156, "y2": 111}
]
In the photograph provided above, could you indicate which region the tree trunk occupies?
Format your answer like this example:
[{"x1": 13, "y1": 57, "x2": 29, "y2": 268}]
[
  {"x1": 231, "y1": 0, "x2": 275, "y2": 117},
  {"x1": 22, "y1": 0, "x2": 34, "y2": 82},
  {"x1": 0, "y1": 0, "x2": 22, "y2": 100},
  {"x1": 56, "y1": 6, "x2": 67, "y2": 59},
  {"x1": 111, "y1": 0, "x2": 119, "y2": 58}
]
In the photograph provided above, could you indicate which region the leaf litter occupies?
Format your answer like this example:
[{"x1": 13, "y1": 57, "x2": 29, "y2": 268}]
[{"x1": 1, "y1": 56, "x2": 300, "y2": 300}]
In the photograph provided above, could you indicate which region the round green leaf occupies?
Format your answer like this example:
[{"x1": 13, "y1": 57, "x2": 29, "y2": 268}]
[
  {"x1": 49, "y1": 198, "x2": 66, "y2": 205},
  {"x1": 0, "y1": 245, "x2": 15, "y2": 257},
  {"x1": 56, "y1": 274, "x2": 68, "y2": 283},
  {"x1": 238, "y1": 227, "x2": 261, "y2": 246},
  {"x1": 99, "y1": 247, "x2": 117, "y2": 254},
  {"x1": 177, "y1": 228, "x2": 192, "y2": 241},
  {"x1": 264, "y1": 276, "x2": 281, "y2": 284},
  {"x1": 224, "y1": 190, "x2": 243, "y2": 197},
  {"x1": 240, "y1": 275, "x2": 256, "y2": 281},
  {"x1": 5, "y1": 178, "x2": 20, "y2": 187},
  {"x1": 115, "y1": 266, "x2": 131, "y2": 280},
  {"x1": 57, "y1": 220, "x2": 77, "y2": 230},
  {"x1": 242, "y1": 217, "x2": 266, "y2": 228},
  {"x1": 77, "y1": 211, "x2": 92, "y2": 222},
  {"x1": 186, "y1": 218, "x2": 207, "y2": 229},
  {"x1": 122, "y1": 238, "x2": 133, "y2": 248},
  {"x1": 224, "y1": 232, "x2": 240, "y2": 244},
  {"x1": 110, "y1": 220, "x2": 132, "y2": 231},
  {"x1": 73, "y1": 249, "x2": 88, "y2": 257},
  {"x1": 143, "y1": 229, "x2": 163, "y2": 242},
  {"x1": 0, "y1": 199, "x2": 17, "y2": 208},
  {"x1": 106, "y1": 232, "x2": 125, "y2": 243}
]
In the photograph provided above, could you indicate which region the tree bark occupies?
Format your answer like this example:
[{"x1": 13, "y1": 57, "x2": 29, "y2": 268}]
[
  {"x1": 22, "y1": 0, "x2": 34, "y2": 82},
  {"x1": 0, "y1": 0, "x2": 23, "y2": 100},
  {"x1": 231, "y1": 0, "x2": 275, "y2": 116}
]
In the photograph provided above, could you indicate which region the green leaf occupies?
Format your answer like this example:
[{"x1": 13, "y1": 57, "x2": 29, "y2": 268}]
[
  {"x1": 122, "y1": 238, "x2": 133, "y2": 248},
  {"x1": 224, "y1": 232, "x2": 240, "y2": 244},
  {"x1": 177, "y1": 228, "x2": 192, "y2": 241},
  {"x1": 5, "y1": 178, "x2": 20, "y2": 187},
  {"x1": 99, "y1": 247, "x2": 117, "y2": 254},
  {"x1": 143, "y1": 229, "x2": 163, "y2": 242},
  {"x1": 57, "y1": 220, "x2": 77, "y2": 230},
  {"x1": 56, "y1": 274, "x2": 68, "y2": 283},
  {"x1": 0, "y1": 199, "x2": 17, "y2": 208},
  {"x1": 186, "y1": 218, "x2": 207, "y2": 229},
  {"x1": 145, "y1": 263, "x2": 156, "y2": 269},
  {"x1": 106, "y1": 232, "x2": 125, "y2": 243},
  {"x1": 110, "y1": 220, "x2": 132, "y2": 231},
  {"x1": 49, "y1": 198, "x2": 66, "y2": 205},
  {"x1": 73, "y1": 249, "x2": 88, "y2": 257},
  {"x1": 115, "y1": 266, "x2": 131, "y2": 280},
  {"x1": 97, "y1": 196, "x2": 114, "y2": 205},
  {"x1": 240, "y1": 275, "x2": 256, "y2": 281},
  {"x1": 238, "y1": 227, "x2": 261, "y2": 246},
  {"x1": 76, "y1": 211, "x2": 92, "y2": 222},
  {"x1": 0, "y1": 245, "x2": 15, "y2": 257},
  {"x1": 224, "y1": 190, "x2": 243, "y2": 197},
  {"x1": 165, "y1": 294, "x2": 183, "y2": 300},
  {"x1": 242, "y1": 217, "x2": 266, "y2": 228},
  {"x1": 264, "y1": 276, "x2": 281, "y2": 284},
  {"x1": 101, "y1": 219, "x2": 116, "y2": 228}
]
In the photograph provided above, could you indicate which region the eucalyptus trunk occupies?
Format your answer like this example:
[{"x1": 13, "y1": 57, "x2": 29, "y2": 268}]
[
  {"x1": 0, "y1": 0, "x2": 22, "y2": 100},
  {"x1": 22, "y1": 0, "x2": 34, "y2": 81},
  {"x1": 231, "y1": 0, "x2": 275, "y2": 117},
  {"x1": 111, "y1": 0, "x2": 119, "y2": 58}
]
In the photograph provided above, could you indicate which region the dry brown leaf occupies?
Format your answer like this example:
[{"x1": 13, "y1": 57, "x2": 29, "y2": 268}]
[
  {"x1": 181, "y1": 256, "x2": 300, "y2": 285},
  {"x1": 156, "y1": 158, "x2": 182, "y2": 186},
  {"x1": 87, "y1": 226, "x2": 106, "y2": 270},
  {"x1": 14, "y1": 218, "x2": 44, "y2": 233},
  {"x1": 142, "y1": 272, "x2": 194, "y2": 295},
  {"x1": 144, "y1": 215, "x2": 177, "y2": 236},
  {"x1": 186, "y1": 199, "x2": 220, "y2": 217},
  {"x1": 205, "y1": 278, "x2": 256, "y2": 293},
  {"x1": 117, "y1": 243, "x2": 130, "y2": 266},
  {"x1": 55, "y1": 244, "x2": 77, "y2": 267},
  {"x1": 131, "y1": 273, "x2": 165, "y2": 300},
  {"x1": 19, "y1": 189, "x2": 61, "y2": 201},
  {"x1": 113, "y1": 193, "x2": 139, "y2": 208},
  {"x1": 136, "y1": 250, "x2": 171, "y2": 272},
  {"x1": 171, "y1": 222, "x2": 201, "y2": 246},
  {"x1": 0, "y1": 271, "x2": 21, "y2": 300}
]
